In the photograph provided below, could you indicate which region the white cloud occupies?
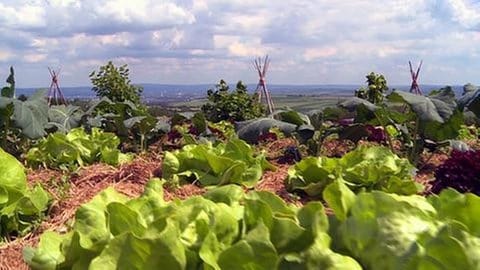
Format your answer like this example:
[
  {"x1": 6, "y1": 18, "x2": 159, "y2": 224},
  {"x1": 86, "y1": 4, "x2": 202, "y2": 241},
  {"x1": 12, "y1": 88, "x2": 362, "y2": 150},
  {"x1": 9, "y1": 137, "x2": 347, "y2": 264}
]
[
  {"x1": 444, "y1": 0, "x2": 480, "y2": 28},
  {"x1": 303, "y1": 47, "x2": 338, "y2": 61},
  {"x1": 0, "y1": 3, "x2": 45, "y2": 29},
  {"x1": 23, "y1": 53, "x2": 47, "y2": 63},
  {"x1": 228, "y1": 41, "x2": 267, "y2": 57},
  {"x1": 1, "y1": 0, "x2": 480, "y2": 87}
]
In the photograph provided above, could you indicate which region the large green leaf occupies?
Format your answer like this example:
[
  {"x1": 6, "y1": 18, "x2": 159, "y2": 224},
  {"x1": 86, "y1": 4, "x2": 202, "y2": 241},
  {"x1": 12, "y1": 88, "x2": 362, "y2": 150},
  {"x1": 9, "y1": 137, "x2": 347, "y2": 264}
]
[
  {"x1": 23, "y1": 231, "x2": 66, "y2": 269},
  {"x1": 218, "y1": 223, "x2": 279, "y2": 270},
  {"x1": 0, "y1": 89, "x2": 49, "y2": 139},
  {"x1": 329, "y1": 190, "x2": 480, "y2": 270},
  {"x1": 89, "y1": 223, "x2": 186, "y2": 270},
  {"x1": 0, "y1": 148, "x2": 49, "y2": 241},
  {"x1": 48, "y1": 105, "x2": 84, "y2": 132},
  {"x1": 323, "y1": 179, "x2": 356, "y2": 221},
  {"x1": 12, "y1": 89, "x2": 49, "y2": 139},
  {"x1": 339, "y1": 97, "x2": 378, "y2": 112},
  {"x1": 236, "y1": 118, "x2": 297, "y2": 143},
  {"x1": 0, "y1": 147, "x2": 26, "y2": 191},
  {"x1": 458, "y1": 88, "x2": 480, "y2": 118},
  {"x1": 272, "y1": 110, "x2": 311, "y2": 126},
  {"x1": 388, "y1": 90, "x2": 456, "y2": 123}
]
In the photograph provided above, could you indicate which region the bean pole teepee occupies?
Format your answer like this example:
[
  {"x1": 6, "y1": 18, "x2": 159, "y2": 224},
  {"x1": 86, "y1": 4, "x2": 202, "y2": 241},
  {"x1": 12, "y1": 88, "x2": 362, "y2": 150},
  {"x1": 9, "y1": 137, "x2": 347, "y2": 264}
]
[
  {"x1": 254, "y1": 55, "x2": 275, "y2": 115},
  {"x1": 47, "y1": 67, "x2": 67, "y2": 106},
  {"x1": 409, "y1": 60, "x2": 423, "y2": 95}
]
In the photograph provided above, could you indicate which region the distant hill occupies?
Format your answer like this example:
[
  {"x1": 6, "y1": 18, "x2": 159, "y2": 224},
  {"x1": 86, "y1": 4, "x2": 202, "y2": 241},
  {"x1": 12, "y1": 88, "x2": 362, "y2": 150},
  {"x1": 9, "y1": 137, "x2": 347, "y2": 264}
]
[{"x1": 16, "y1": 84, "x2": 465, "y2": 104}]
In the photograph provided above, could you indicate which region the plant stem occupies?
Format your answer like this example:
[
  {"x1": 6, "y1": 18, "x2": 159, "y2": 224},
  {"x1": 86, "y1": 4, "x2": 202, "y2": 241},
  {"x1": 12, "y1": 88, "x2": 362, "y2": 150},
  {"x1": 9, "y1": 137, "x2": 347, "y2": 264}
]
[
  {"x1": 374, "y1": 111, "x2": 395, "y2": 153},
  {"x1": 140, "y1": 133, "x2": 145, "y2": 152},
  {"x1": 409, "y1": 119, "x2": 420, "y2": 164}
]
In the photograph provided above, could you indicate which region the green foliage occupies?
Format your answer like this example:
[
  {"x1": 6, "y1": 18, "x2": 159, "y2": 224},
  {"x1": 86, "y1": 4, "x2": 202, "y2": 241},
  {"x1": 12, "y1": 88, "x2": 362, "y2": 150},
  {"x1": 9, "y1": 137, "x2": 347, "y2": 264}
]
[
  {"x1": 272, "y1": 110, "x2": 311, "y2": 126},
  {"x1": 0, "y1": 68, "x2": 49, "y2": 156},
  {"x1": 201, "y1": 80, "x2": 265, "y2": 122},
  {"x1": 0, "y1": 148, "x2": 49, "y2": 241},
  {"x1": 26, "y1": 127, "x2": 132, "y2": 170},
  {"x1": 236, "y1": 117, "x2": 314, "y2": 144},
  {"x1": 207, "y1": 120, "x2": 236, "y2": 140},
  {"x1": 457, "y1": 125, "x2": 479, "y2": 140},
  {"x1": 89, "y1": 61, "x2": 143, "y2": 106},
  {"x1": 329, "y1": 189, "x2": 480, "y2": 270},
  {"x1": 123, "y1": 115, "x2": 159, "y2": 152},
  {"x1": 286, "y1": 145, "x2": 422, "y2": 198},
  {"x1": 24, "y1": 179, "x2": 360, "y2": 269},
  {"x1": 340, "y1": 87, "x2": 465, "y2": 164},
  {"x1": 162, "y1": 138, "x2": 275, "y2": 188},
  {"x1": 1, "y1": 66, "x2": 15, "y2": 98},
  {"x1": 354, "y1": 72, "x2": 388, "y2": 104},
  {"x1": 47, "y1": 104, "x2": 84, "y2": 132},
  {"x1": 84, "y1": 97, "x2": 162, "y2": 152}
]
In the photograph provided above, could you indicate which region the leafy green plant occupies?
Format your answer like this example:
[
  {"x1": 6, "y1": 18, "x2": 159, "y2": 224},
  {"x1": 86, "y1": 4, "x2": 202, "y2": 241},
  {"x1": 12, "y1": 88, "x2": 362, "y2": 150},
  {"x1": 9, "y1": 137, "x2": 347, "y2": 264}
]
[
  {"x1": 26, "y1": 127, "x2": 132, "y2": 170},
  {"x1": 327, "y1": 188, "x2": 480, "y2": 270},
  {"x1": 162, "y1": 138, "x2": 275, "y2": 188},
  {"x1": 458, "y1": 83, "x2": 480, "y2": 118},
  {"x1": 0, "y1": 68, "x2": 49, "y2": 140},
  {"x1": 354, "y1": 72, "x2": 388, "y2": 104},
  {"x1": 236, "y1": 117, "x2": 314, "y2": 144},
  {"x1": 0, "y1": 148, "x2": 49, "y2": 241},
  {"x1": 207, "y1": 120, "x2": 236, "y2": 140},
  {"x1": 201, "y1": 80, "x2": 265, "y2": 122},
  {"x1": 24, "y1": 180, "x2": 360, "y2": 269},
  {"x1": 286, "y1": 145, "x2": 422, "y2": 198},
  {"x1": 340, "y1": 87, "x2": 464, "y2": 164},
  {"x1": 90, "y1": 61, "x2": 144, "y2": 107},
  {"x1": 457, "y1": 124, "x2": 479, "y2": 140},
  {"x1": 84, "y1": 96, "x2": 163, "y2": 152},
  {"x1": 0, "y1": 68, "x2": 50, "y2": 156},
  {"x1": 47, "y1": 104, "x2": 84, "y2": 132},
  {"x1": 123, "y1": 115, "x2": 160, "y2": 152}
]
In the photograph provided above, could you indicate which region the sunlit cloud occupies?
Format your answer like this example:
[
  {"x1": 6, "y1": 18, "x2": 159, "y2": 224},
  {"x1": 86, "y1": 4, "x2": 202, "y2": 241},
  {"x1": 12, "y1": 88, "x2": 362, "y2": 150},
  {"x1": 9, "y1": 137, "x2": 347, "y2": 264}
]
[{"x1": 0, "y1": 0, "x2": 479, "y2": 87}]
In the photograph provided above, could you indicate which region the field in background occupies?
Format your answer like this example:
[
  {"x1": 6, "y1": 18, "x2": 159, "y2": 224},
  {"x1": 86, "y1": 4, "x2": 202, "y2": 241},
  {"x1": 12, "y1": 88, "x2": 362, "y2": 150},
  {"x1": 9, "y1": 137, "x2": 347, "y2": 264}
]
[{"x1": 166, "y1": 94, "x2": 349, "y2": 114}]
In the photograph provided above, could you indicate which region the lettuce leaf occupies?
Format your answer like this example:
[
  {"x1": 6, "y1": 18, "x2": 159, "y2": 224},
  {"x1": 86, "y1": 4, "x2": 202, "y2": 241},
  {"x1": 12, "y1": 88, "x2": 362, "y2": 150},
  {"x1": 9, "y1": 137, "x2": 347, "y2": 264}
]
[
  {"x1": 26, "y1": 127, "x2": 131, "y2": 169},
  {"x1": 0, "y1": 148, "x2": 49, "y2": 241},
  {"x1": 286, "y1": 145, "x2": 422, "y2": 198},
  {"x1": 162, "y1": 138, "x2": 275, "y2": 188},
  {"x1": 25, "y1": 179, "x2": 359, "y2": 269}
]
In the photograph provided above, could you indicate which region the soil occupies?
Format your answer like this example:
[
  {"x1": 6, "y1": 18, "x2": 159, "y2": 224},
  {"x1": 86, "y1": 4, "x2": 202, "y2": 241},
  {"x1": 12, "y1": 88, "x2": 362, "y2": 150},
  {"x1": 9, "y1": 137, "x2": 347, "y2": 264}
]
[{"x1": 0, "y1": 138, "x2": 453, "y2": 269}]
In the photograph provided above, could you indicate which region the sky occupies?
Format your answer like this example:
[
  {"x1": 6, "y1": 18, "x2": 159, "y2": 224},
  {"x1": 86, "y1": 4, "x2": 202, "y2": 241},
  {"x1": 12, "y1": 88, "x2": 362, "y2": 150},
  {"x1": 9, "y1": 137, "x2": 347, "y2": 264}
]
[{"x1": 1, "y1": 0, "x2": 480, "y2": 88}]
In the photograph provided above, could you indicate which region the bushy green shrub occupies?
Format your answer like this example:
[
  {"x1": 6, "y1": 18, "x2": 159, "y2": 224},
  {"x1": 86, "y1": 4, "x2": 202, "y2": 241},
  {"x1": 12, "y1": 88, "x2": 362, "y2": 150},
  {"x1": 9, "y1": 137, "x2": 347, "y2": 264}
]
[
  {"x1": 201, "y1": 80, "x2": 265, "y2": 122},
  {"x1": 90, "y1": 61, "x2": 144, "y2": 107}
]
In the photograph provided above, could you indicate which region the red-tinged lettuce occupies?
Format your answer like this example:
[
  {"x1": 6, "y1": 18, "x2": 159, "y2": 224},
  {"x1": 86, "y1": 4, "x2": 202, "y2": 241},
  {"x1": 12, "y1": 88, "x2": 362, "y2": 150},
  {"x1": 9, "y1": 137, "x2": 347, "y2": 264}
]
[
  {"x1": 0, "y1": 148, "x2": 49, "y2": 241},
  {"x1": 286, "y1": 145, "x2": 422, "y2": 198},
  {"x1": 24, "y1": 180, "x2": 361, "y2": 270},
  {"x1": 162, "y1": 138, "x2": 276, "y2": 188},
  {"x1": 432, "y1": 149, "x2": 480, "y2": 195},
  {"x1": 327, "y1": 189, "x2": 480, "y2": 270}
]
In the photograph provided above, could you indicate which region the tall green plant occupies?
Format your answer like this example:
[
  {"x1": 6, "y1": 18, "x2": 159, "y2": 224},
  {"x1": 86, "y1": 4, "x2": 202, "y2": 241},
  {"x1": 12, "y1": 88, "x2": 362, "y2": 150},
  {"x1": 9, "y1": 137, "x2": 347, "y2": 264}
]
[
  {"x1": 201, "y1": 80, "x2": 265, "y2": 122},
  {"x1": 0, "y1": 68, "x2": 49, "y2": 156},
  {"x1": 355, "y1": 72, "x2": 388, "y2": 104},
  {"x1": 90, "y1": 61, "x2": 143, "y2": 106}
]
